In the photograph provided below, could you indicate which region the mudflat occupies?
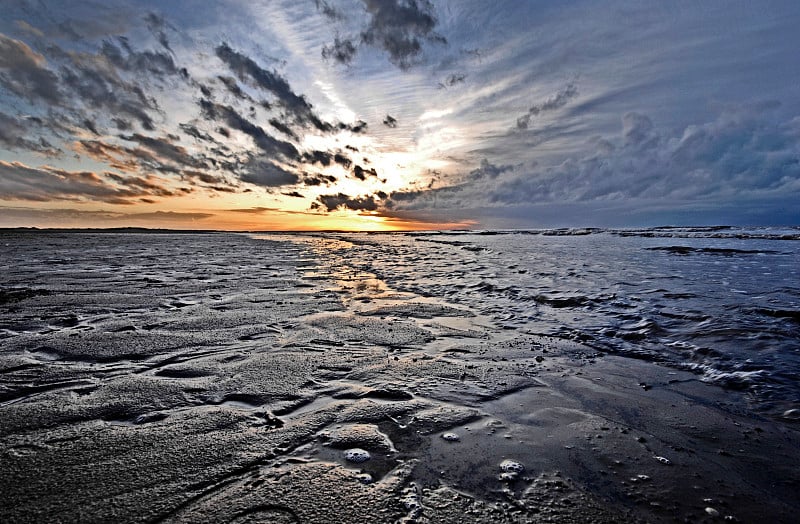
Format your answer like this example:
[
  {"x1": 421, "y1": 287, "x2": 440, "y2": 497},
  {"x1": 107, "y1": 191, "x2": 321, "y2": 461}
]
[{"x1": 1, "y1": 230, "x2": 798, "y2": 522}]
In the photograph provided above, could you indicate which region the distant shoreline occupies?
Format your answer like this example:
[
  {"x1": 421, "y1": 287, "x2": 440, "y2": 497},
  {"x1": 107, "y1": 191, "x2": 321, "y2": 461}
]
[{"x1": 1, "y1": 225, "x2": 799, "y2": 236}]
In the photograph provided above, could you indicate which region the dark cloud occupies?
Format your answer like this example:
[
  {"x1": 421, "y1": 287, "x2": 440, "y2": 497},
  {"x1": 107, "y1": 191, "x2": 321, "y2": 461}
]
[
  {"x1": 3, "y1": 26, "x2": 188, "y2": 153},
  {"x1": 82, "y1": 118, "x2": 100, "y2": 135},
  {"x1": 143, "y1": 13, "x2": 174, "y2": 54},
  {"x1": 353, "y1": 165, "x2": 379, "y2": 181},
  {"x1": 0, "y1": 111, "x2": 61, "y2": 156},
  {"x1": 322, "y1": 37, "x2": 357, "y2": 65},
  {"x1": 269, "y1": 118, "x2": 299, "y2": 140},
  {"x1": 334, "y1": 153, "x2": 352, "y2": 169},
  {"x1": 0, "y1": 34, "x2": 61, "y2": 103},
  {"x1": 516, "y1": 83, "x2": 579, "y2": 130},
  {"x1": 200, "y1": 99, "x2": 300, "y2": 160},
  {"x1": 304, "y1": 150, "x2": 334, "y2": 166},
  {"x1": 283, "y1": 191, "x2": 304, "y2": 198},
  {"x1": 74, "y1": 135, "x2": 237, "y2": 193},
  {"x1": 216, "y1": 75, "x2": 252, "y2": 101},
  {"x1": 105, "y1": 173, "x2": 177, "y2": 197},
  {"x1": 238, "y1": 160, "x2": 300, "y2": 188},
  {"x1": 315, "y1": 1, "x2": 343, "y2": 20},
  {"x1": 468, "y1": 159, "x2": 514, "y2": 180},
  {"x1": 0, "y1": 206, "x2": 213, "y2": 226},
  {"x1": 59, "y1": 56, "x2": 159, "y2": 131},
  {"x1": 0, "y1": 160, "x2": 175, "y2": 204},
  {"x1": 180, "y1": 169, "x2": 227, "y2": 186},
  {"x1": 315, "y1": 192, "x2": 379, "y2": 212},
  {"x1": 361, "y1": 0, "x2": 445, "y2": 68},
  {"x1": 73, "y1": 140, "x2": 140, "y2": 172},
  {"x1": 349, "y1": 120, "x2": 368, "y2": 133},
  {"x1": 383, "y1": 114, "x2": 397, "y2": 127},
  {"x1": 318, "y1": 0, "x2": 445, "y2": 69},
  {"x1": 215, "y1": 43, "x2": 334, "y2": 133},
  {"x1": 437, "y1": 73, "x2": 465, "y2": 89},
  {"x1": 100, "y1": 37, "x2": 178, "y2": 76},
  {"x1": 179, "y1": 123, "x2": 215, "y2": 142},
  {"x1": 303, "y1": 173, "x2": 338, "y2": 186},
  {"x1": 120, "y1": 133, "x2": 209, "y2": 170}
]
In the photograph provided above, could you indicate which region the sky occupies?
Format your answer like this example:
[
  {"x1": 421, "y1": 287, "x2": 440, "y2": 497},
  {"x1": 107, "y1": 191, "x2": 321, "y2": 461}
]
[{"x1": 1, "y1": 0, "x2": 799, "y2": 230}]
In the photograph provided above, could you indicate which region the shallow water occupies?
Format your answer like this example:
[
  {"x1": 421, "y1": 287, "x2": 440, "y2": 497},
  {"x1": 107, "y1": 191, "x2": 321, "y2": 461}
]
[{"x1": 260, "y1": 226, "x2": 800, "y2": 417}]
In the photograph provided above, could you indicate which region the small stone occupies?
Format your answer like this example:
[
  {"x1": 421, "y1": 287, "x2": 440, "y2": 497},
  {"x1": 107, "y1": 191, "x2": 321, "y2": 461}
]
[
  {"x1": 356, "y1": 473, "x2": 373, "y2": 484},
  {"x1": 344, "y1": 448, "x2": 371, "y2": 463},
  {"x1": 782, "y1": 408, "x2": 800, "y2": 420},
  {"x1": 654, "y1": 455, "x2": 671, "y2": 465},
  {"x1": 500, "y1": 459, "x2": 525, "y2": 473},
  {"x1": 441, "y1": 432, "x2": 460, "y2": 442},
  {"x1": 705, "y1": 507, "x2": 720, "y2": 517}
]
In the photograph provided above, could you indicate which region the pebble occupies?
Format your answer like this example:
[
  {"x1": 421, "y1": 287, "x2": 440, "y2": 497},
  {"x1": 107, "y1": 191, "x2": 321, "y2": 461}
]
[
  {"x1": 355, "y1": 473, "x2": 373, "y2": 484},
  {"x1": 441, "y1": 432, "x2": 460, "y2": 442},
  {"x1": 705, "y1": 507, "x2": 720, "y2": 517},
  {"x1": 344, "y1": 448, "x2": 371, "y2": 463},
  {"x1": 500, "y1": 459, "x2": 525, "y2": 473},
  {"x1": 782, "y1": 408, "x2": 800, "y2": 420},
  {"x1": 654, "y1": 455, "x2": 671, "y2": 465}
]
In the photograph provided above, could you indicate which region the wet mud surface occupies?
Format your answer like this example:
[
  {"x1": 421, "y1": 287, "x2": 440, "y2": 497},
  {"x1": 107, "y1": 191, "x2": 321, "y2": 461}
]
[{"x1": 1, "y1": 230, "x2": 798, "y2": 522}]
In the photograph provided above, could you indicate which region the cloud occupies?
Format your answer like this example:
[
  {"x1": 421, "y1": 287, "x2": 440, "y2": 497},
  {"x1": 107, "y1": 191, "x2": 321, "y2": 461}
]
[
  {"x1": 216, "y1": 75, "x2": 253, "y2": 101},
  {"x1": 303, "y1": 150, "x2": 334, "y2": 166},
  {"x1": 199, "y1": 99, "x2": 300, "y2": 160},
  {"x1": 386, "y1": 104, "x2": 800, "y2": 222},
  {"x1": 621, "y1": 112, "x2": 658, "y2": 149},
  {"x1": 0, "y1": 160, "x2": 180, "y2": 204},
  {"x1": 238, "y1": 160, "x2": 300, "y2": 188},
  {"x1": 0, "y1": 111, "x2": 61, "y2": 156},
  {"x1": 215, "y1": 43, "x2": 334, "y2": 133},
  {"x1": 143, "y1": 13, "x2": 175, "y2": 54},
  {"x1": 0, "y1": 34, "x2": 61, "y2": 103},
  {"x1": 58, "y1": 52, "x2": 162, "y2": 131},
  {"x1": 322, "y1": 37, "x2": 358, "y2": 65},
  {"x1": 353, "y1": 165, "x2": 379, "y2": 181},
  {"x1": 468, "y1": 159, "x2": 514, "y2": 180},
  {"x1": 303, "y1": 173, "x2": 338, "y2": 186},
  {"x1": 179, "y1": 123, "x2": 215, "y2": 142},
  {"x1": 269, "y1": 118, "x2": 299, "y2": 140},
  {"x1": 516, "y1": 82, "x2": 579, "y2": 130},
  {"x1": 319, "y1": 0, "x2": 445, "y2": 69},
  {"x1": 100, "y1": 37, "x2": 179, "y2": 76},
  {"x1": 334, "y1": 153, "x2": 352, "y2": 169},
  {"x1": 314, "y1": 192, "x2": 379, "y2": 212},
  {"x1": 360, "y1": 0, "x2": 445, "y2": 69},
  {"x1": 0, "y1": 206, "x2": 213, "y2": 227},
  {"x1": 437, "y1": 73, "x2": 465, "y2": 89}
]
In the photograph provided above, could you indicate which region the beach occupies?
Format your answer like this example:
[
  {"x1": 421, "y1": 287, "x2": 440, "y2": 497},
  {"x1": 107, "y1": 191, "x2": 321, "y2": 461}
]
[{"x1": 1, "y1": 228, "x2": 799, "y2": 522}]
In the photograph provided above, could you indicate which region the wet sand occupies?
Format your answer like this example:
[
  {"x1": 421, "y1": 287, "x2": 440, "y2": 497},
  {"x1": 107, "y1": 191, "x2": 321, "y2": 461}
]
[{"x1": 1, "y1": 231, "x2": 799, "y2": 522}]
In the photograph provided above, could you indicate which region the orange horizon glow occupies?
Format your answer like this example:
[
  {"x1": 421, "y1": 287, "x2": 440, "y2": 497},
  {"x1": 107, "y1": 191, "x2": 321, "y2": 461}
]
[{"x1": 0, "y1": 207, "x2": 476, "y2": 232}]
